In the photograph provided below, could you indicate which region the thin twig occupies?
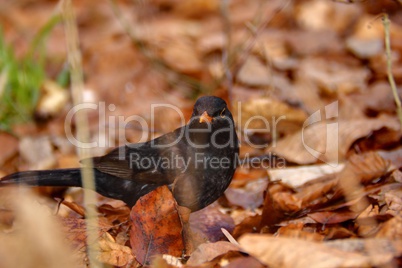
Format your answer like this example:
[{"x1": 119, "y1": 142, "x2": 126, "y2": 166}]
[
  {"x1": 61, "y1": 0, "x2": 102, "y2": 267},
  {"x1": 383, "y1": 13, "x2": 402, "y2": 132},
  {"x1": 221, "y1": 228, "x2": 240, "y2": 246}
]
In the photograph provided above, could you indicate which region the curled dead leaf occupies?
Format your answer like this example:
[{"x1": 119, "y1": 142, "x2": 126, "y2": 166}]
[
  {"x1": 325, "y1": 238, "x2": 402, "y2": 266},
  {"x1": 234, "y1": 97, "x2": 307, "y2": 136},
  {"x1": 19, "y1": 136, "x2": 56, "y2": 170},
  {"x1": 98, "y1": 200, "x2": 130, "y2": 224},
  {"x1": 375, "y1": 216, "x2": 402, "y2": 240},
  {"x1": 298, "y1": 57, "x2": 369, "y2": 95},
  {"x1": 296, "y1": 0, "x2": 361, "y2": 32},
  {"x1": 0, "y1": 132, "x2": 19, "y2": 166},
  {"x1": 97, "y1": 232, "x2": 134, "y2": 267},
  {"x1": 225, "y1": 179, "x2": 268, "y2": 209},
  {"x1": 237, "y1": 56, "x2": 272, "y2": 87},
  {"x1": 269, "y1": 163, "x2": 344, "y2": 188},
  {"x1": 189, "y1": 204, "x2": 235, "y2": 243},
  {"x1": 271, "y1": 116, "x2": 400, "y2": 164},
  {"x1": 187, "y1": 241, "x2": 241, "y2": 266},
  {"x1": 161, "y1": 39, "x2": 203, "y2": 74},
  {"x1": 0, "y1": 189, "x2": 78, "y2": 267},
  {"x1": 308, "y1": 211, "x2": 358, "y2": 224},
  {"x1": 35, "y1": 80, "x2": 70, "y2": 119},
  {"x1": 130, "y1": 186, "x2": 184, "y2": 265},
  {"x1": 276, "y1": 222, "x2": 324, "y2": 242},
  {"x1": 232, "y1": 214, "x2": 262, "y2": 239},
  {"x1": 343, "y1": 152, "x2": 391, "y2": 185},
  {"x1": 239, "y1": 234, "x2": 382, "y2": 268},
  {"x1": 61, "y1": 200, "x2": 86, "y2": 217}
]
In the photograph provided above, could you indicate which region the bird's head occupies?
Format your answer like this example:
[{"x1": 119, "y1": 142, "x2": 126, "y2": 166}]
[{"x1": 191, "y1": 96, "x2": 233, "y2": 125}]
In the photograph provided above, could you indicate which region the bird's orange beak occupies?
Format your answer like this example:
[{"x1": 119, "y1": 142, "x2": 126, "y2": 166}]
[{"x1": 199, "y1": 111, "x2": 213, "y2": 123}]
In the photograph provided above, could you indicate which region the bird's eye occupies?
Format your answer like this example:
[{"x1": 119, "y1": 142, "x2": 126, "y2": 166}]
[{"x1": 220, "y1": 108, "x2": 226, "y2": 118}]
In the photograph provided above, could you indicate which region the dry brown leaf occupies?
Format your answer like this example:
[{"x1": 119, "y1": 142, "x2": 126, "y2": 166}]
[
  {"x1": 352, "y1": 82, "x2": 399, "y2": 114},
  {"x1": 173, "y1": 0, "x2": 219, "y2": 18},
  {"x1": 296, "y1": 152, "x2": 389, "y2": 210},
  {"x1": 292, "y1": 77, "x2": 325, "y2": 114},
  {"x1": 391, "y1": 170, "x2": 402, "y2": 182},
  {"x1": 375, "y1": 216, "x2": 402, "y2": 240},
  {"x1": 35, "y1": 80, "x2": 70, "y2": 119},
  {"x1": 286, "y1": 30, "x2": 343, "y2": 56},
  {"x1": 346, "y1": 37, "x2": 383, "y2": 59},
  {"x1": 225, "y1": 179, "x2": 268, "y2": 209},
  {"x1": 134, "y1": 17, "x2": 201, "y2": 45},
  {"x1": 378, "y1": 148, "x2": 402, "y2": 169},
  {"x1": 230, "y1": 207, "x2": 261, "y2": 226},
  {"x1": 293, "y1": 175, "x2": 338, "y2": 209},
  {"x1": 295, "y1": 0, "x2": 361, "y2": 32},
  {"x1": 198, "y1": 32, "x2": 225, "y2": 55},
  {"x1": 384, "y1": 187, "x2": 402, "y2": 215},
  {"x1": 61, "y1": 216, "x2": 113, "y2": 250},
  {"x1": 370, "y1": 54, "x2": 402, "y2": 82},
  {"x1": 323, "y1": 226, "x2": 356, "y2": 240},
  {"x1": 18, "y1": 136, "x2": 56, "y2": 170},
  {"x1": 130, "y1": 186, "x2": 184, "y2": 265},
  {"x1": 239, "y1": 234, "x2": 375, "y2": 268},
  {"x1": 187, "y1": 241, "x2": 241, "y2": 266},
  {"x1": 223, "y1": 256, "x2": 265, "y2": 268},
  {"x1": 0, "y1": 207, "x2": 14, "y2": 228},
  {"x1": 334, "y1": 152, "x2": 391, "y2": 215},
  {"x1": 341, "y1": 152, "x2": 390, "y2": 185},
  {"x1": 150, "y1": 254, "x2": 182, "y2": 267},
  {"x1": 232, "y1": 214, "x2": 262, "y2": 239},
  {"x1": 271, "y1": 117, "x2": 400, "y2": 164},
  {"x1": 161, "y1": 38, "x2": 203, "y2": 74},
  {"x1": 234, "y1": 97, "x2": 307, "y2": 135},
  {"x1": 0, "y1": 189, "x2": 78, "y2": 268},
  {"x1": 268, "y1": 163, "x2": 344, "y2": 188},
  {"x1": 61, "y1": 200, "x2": 86, "y2": 217},
  {"x1": 237, "y1": 56, "x2": 272, "y2": 87},
  {"x1": 276, "y1": 223, "x2": 324, "y2": 242},
  {"x1": 255, "y1": 30, "x2": 296, "y2": 70},
  {"x1": 98, "y1": 200, "x2": 130, "y2": 224},
  {"x1": 0, "y1": 132, "x2": 19, "y2": 166},
  {"x1": 151, "y1": 255, "x2": 182, "y2": 267},
  {"x1": 352, "y1": 15, "x2": 384, "y2": 39},
  {"x1": 59, "y1": 217, "x2": 88, "y2": 250},
  {"x1": 259, "y1": 183, "x2": 294, "y2": 230},
  {"x1": 325, "y1": 238, "x2": 402, "y2": 266},
  {"x1": 260, "y1": 152, "x2": 391, "y2": 224},
  {"x1": 344, "y1": 15, "x2": 385, "y2": 60},
  {"x1": 189, "y1": 203, "x2": 235, "y2": 243},
  {"x1": 232, "y1": 168, "x2": 267, "y2": 184},
  {"x1": 271, "y1": 192, "x2": 302, "y2": 212},
  {"x1": 57, "y1": 155, "x2": 80, "y2": 170},
  {"x1": 97, "y1": 232, "x2": 134, "y2": 266},
  {"x1": 308, "y1": 211, "x2": 358, "y2": 224},
  {"x1": 299, "y1": 58, "x2": 369, "y2": 95}
]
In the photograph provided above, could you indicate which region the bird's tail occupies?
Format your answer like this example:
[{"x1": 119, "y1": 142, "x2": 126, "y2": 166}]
[{"x1": 0, "y1": 169, "x2": 83, "y2": 188}]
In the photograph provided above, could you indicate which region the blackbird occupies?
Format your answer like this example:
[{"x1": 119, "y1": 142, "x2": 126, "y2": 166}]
[{"x1": 0, "y1": 96, "x2": 239, "y2": 211}]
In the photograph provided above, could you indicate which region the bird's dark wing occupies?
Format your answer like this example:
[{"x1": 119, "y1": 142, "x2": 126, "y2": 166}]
[
  {"x1": 89, "y1": 145, "x2": 137, "y2": 180},
  {"x1": 87, "y1": 127, "x2": 186, "y2": 184}
]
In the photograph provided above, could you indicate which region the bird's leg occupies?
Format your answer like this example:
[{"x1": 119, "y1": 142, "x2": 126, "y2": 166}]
[{"x1": 176, "y1": 205, "x2": 198, "y2": 258}]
